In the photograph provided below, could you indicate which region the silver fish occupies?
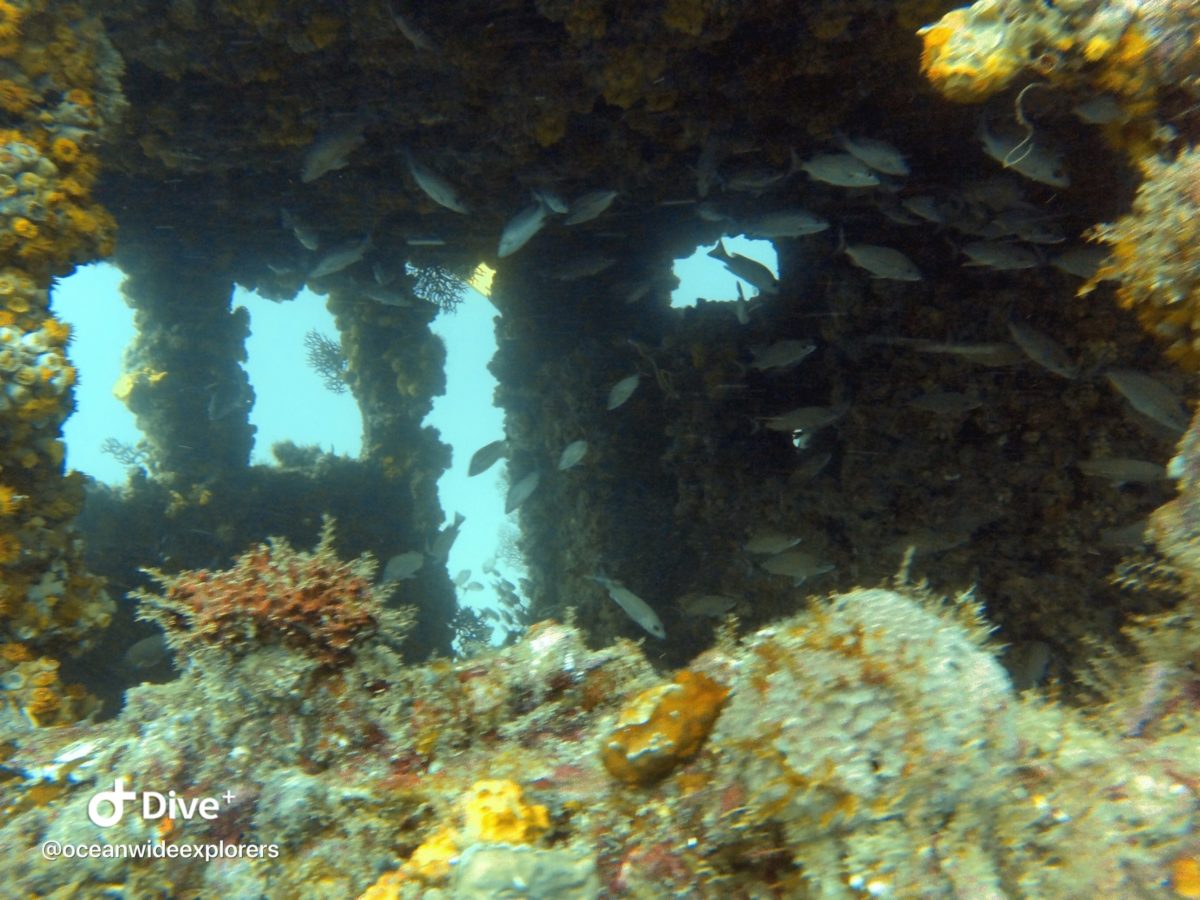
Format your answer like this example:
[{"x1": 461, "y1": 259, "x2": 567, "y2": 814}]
[
  {"x1": 902, "y1": 340, "x2": 1023, "y2": 367},
  {"x1": 281, "y1": 209, "x2": 319, "y2": 250},
  {"x1": 498, "y1": 202, "x2": 548, "y2": 257},
  {"x1": 1076, "y1": 457, "x2": 1167, "y2": 484},
  {"x1": 309, "y1": 235, "x2": 371, "y2": 280},
  {"x1": 744, "y1": 531, "x2": 803, "y2": 555},
  {"x1": 505, "y1": 471, "x2": 540, "y2": 513},
  {"x1": 1051, "y1": 245, "x2": 1109, "y2": 279},
  {"x1": 124, "y1": 634, "x2": 168, "y2": 670},
  {"x1": 1106, "y1": 369, "x2": 1190, "y2": 433},
  {"x1": 361, "y1": 283, "x2": 411, "y2": 307},
  {"x1": 557, "y1": 439, "x2": 588, "y2": 471},
  {"x1": 762, "y1": 404, "x2": 847, "y2": 435},
  {"x1": 901, "y1": 195, "x2": 945, "y2": 224},
  {"x1": 388, "y1": 1, "x2": 436, "y2": 51},
  {"x1": 563, "y1": 189, "x2": 619, "y2": 226},
  {"x1": 837, "y1": 133, "x2": 909, "y2": 176},
  {"x1": 759, "y1": 549, "x2": 834, "y2": 583},
  {"x1": 800, "y1": 153, "x2": 880, "y2": 188},
  {"x1": 548, "y1": 255, "x2": 616, "y2": 280},
  {"x1": 373, "y1": 258, "x2": 399, "y2": 286},
  {"x1": 453, "y1": 568, "x2": 472, "y2": 588},
  {"x1": 430, "y1": 512, "x2": 465, "y2": 563},
  {"x1": 1007, "y1": 320, "x2": 1078, "y2": 379},
  {"x1": 741, "y1": 209, "x2": 829, "y2": 238},
  {"x1": 962, "y1": 241, "x2": 1040, "y2": 270},
  {"x1": 677, "y1": 593, "x2": 738, "y2": 618},
  {"x1": 607, "y1": 374, "x2": 640, "y2": 410},
  {"x1": 724, "y1": 156, "x2": 796, "y2": 193},
  {"x1": 468, "y1": 439, "x2": 507, "y2": 476},
  {"x1": 734, "y1": 282, "x2": 750, "y2": 325},
  {"x1": 844, "y1": 244, "x2": 922, "y2": 281},
  {"x1": 979, "y1": 123, "x2": 1069, "y2": 188},
  {"x1": 465, "y1": 581, "x2": 484, "y2": 592},
  {"x1": 531, "y1": 187, "x2": 568, "y2": 215},
  {"x1": 749, "y1": 339, "x2": 816, "y2": 371},
  {"x1": 588, "y1": 574, "x2": 665, "y2": 639},
  {"x1": 301, "y1": 120, "x2": 366, "y2": 183},
  {"x1": 707, "y1": 239, "x2": 779, "y2": 294},
  {"x1": 1073, "y1": 94, "x2": 1127, "y2": 125},
  {"x1": 382, "y1": 550, "x2": 424, "y2": 582},
  {"x1": 405, "y1": 151, "x2": 469, "y2": 214}
]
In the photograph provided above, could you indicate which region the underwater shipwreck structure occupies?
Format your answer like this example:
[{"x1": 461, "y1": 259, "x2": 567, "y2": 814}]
[{"x1": 2, "y1": 0, "x2": 1200, "y2": 895}]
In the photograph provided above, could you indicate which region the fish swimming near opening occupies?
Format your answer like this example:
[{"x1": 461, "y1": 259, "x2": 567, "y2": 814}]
[
  {"x1": 381, "y1": 550, "x2": 424, "y2": 582},
  {"x1": 563, "y1": 189, "x2": 619, "y2": 225},
  {"x1": 468, "y1": 439, "x2": 507, "y2": 476},
  {"x1": 707, "y1": 239, "x2": 779, "y2": 295},
  {"x1": 557, "y1": 439, "x2": 588, "y2": 471},
  {"x1": 505, "y1": 471, "x2": 541, "y2": 513},
  {"x1": 836, "y1": 132, "x2": 909, "y2": 176},
  {"x1": 430, "y1": 512, "x2": 465, "y2": 563},
  {"x1": 301, "y1": 118, "x2": 367, "y2": 183},
  {"x1": 1105, "y1": 369, "x2": 1190, "y2": 433},
  {"x1": 309, "y1": 235, "x2": 371, "y2": 280},
  {"x1": 800, "y1": 153, "x2": 880, "y2": 188},
  {"x1": 607, "y1": 374, "x2": 640, "y2": 410},
  {"x1": 588, "y1": 574, "x2": 665, "y2": 638},
  {"x1": 498, "y1": 201, "x2": 549, "y2": 257},
  {"x1": 749, "y1": 339, "x2": 816, "y2": 371},
  {"x1": 979, "y1": 121, "x2": 1069, "y2": 189},
  {"x1": 843, "y1": 243, "x2": 922, "y2": 281},
  {"x1": 404, "y1": 150, "x2": 469, "y2": 214}
]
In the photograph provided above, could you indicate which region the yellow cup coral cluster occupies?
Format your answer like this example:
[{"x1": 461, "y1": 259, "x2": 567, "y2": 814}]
[
  {"x1": 358, "y1": 779, "x2": 551, "y2": 898},
  {"x1": 1083, "y1": 148, "x2": 1200, "y2": 370},
  {"x1": 460, "y1": 778, "x2": 551, "y2": 844},
  {"x1": 0, "y1": 647, "x2": 96, "y2": 728}
]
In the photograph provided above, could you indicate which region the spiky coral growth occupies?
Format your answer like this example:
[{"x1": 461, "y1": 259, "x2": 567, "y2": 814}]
[{"x1": 134, "y1": 516, "x2": 404, "y2": 669}]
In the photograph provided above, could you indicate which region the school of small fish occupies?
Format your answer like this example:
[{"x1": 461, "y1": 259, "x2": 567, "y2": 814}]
[{"x1": 275, "y1": 95, "x2": 1193, "y2": 652}]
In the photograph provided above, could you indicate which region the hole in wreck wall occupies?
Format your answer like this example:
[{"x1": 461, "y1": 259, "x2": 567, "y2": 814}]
[
  {"x1": 234, "y1": 287, "x2": 361, "y2": 464},
  {"x1": 54, "y1": 265, "x2": 364, "y2": 484},
  {"x1": 423, "y1": 287, "x2": 521, "y2": 648},
  {"x1": 53, "y1": 262, "x2": 143, "y2": 485},
  {"x1": 671, "y1": 237, "x2": 778, "y2": 310}
]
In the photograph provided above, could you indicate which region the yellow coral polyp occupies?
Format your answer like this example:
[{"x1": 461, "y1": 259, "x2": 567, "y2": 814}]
[
  {"x1": 0, "y1": 483, "x2": 20, "y2": 516},
  {"x1": 11, "y1": 217, "x2": 37, "y2": 239},
  {"x1": 460, "y1": 779, "x2": 550, "y2": 845},
  {"x1": 50, "y1": 138, "x2": 79, "y2": 165},
  {"x1": 0, "y1": 79, "x2": 34, "y2": 114},
  {"x1": 0, "y1": 1, "x2": 21, "y2": 45},
  {"x1": 0, "y1": 641, "x2": 31, "y2": 662},
  {"x1": 0, "y1": 532, "x2": 20, "y2": 564}
]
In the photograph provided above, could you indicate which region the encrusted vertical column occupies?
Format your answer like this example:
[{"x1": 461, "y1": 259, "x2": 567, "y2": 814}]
[
  {"x1": 0, "y1": 2, "x2": 125, "y2": 724},
  {"x1": 114, "y1": 251, "x2": 253, "y2": 492},
  {"x1": 326, "y1": 287, "x2": 455, "y2": 655}
]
